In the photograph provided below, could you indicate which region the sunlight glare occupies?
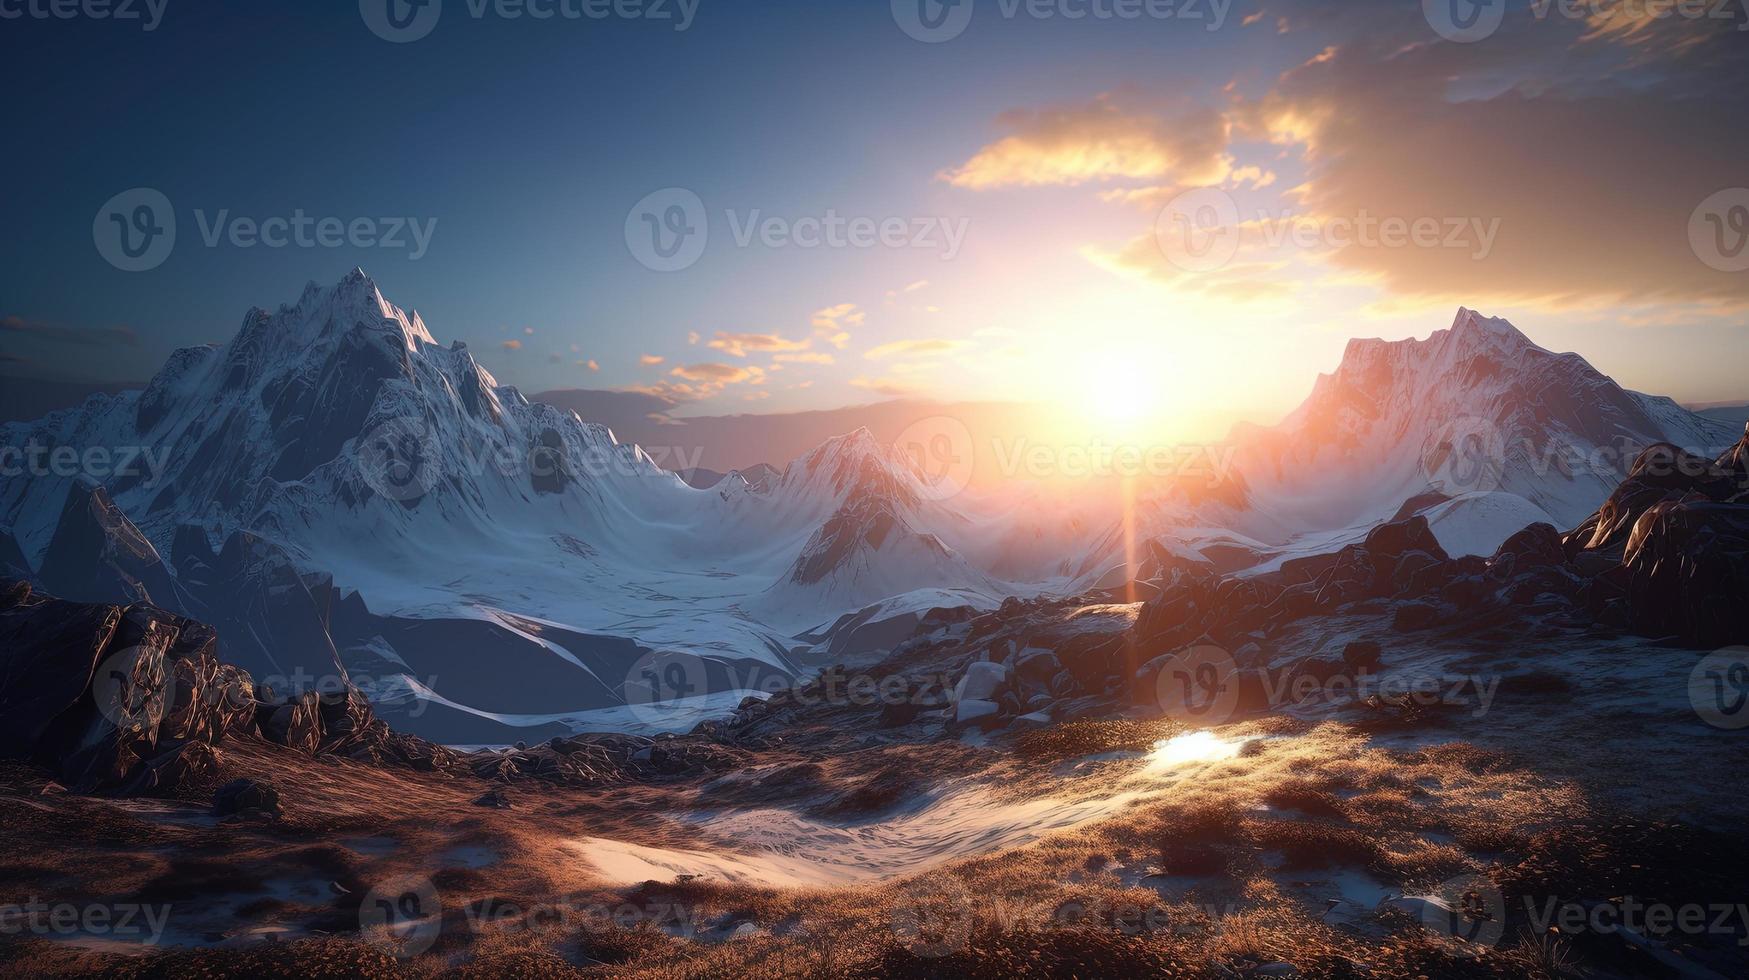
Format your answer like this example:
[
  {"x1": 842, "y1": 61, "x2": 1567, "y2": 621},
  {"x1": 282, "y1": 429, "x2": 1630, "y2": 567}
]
[{"x1": 1147, "y1": 730, "x2": 1253, "y2": 769}]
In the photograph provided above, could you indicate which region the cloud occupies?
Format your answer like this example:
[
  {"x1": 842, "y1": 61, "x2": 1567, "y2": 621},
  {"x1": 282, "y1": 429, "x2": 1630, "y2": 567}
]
[
  {"x1": 706, "y1": 331, "x2": 811, "y2": 358},
  {"x1": 850, "y1": 376, "x2": 920, "y2": 397},
  {"x1": 640, "y1": 354, "x2": 665, "y2": 365},
  {"x1": 864, "y1": 338, "x2": 969, "y2": 360},
  {"x1": 0, "y1": 352, "x2": 29, "y2": 365},
  {"x1": 670, "y1": 362, "x2": 765, "y2": 384},
  {"x1": 501, "y1": 339, "x2": 523, "y2": 351},
  {"x1": 1071, "y1": 1, "x2": 1749, "y2": 314},
  {"x1": 810, "y1": 303, "x2": 863, "y2": 349},
  {"x1": 1, "y1": 316, "x2": 138, "y2": 347},
  {"x1": 774, "y1": 351, "x2": 835, "y2": 365},
  {"x1": 577, "y1": 358, "x2": 599, "y2": 371},
  {"x1": 687, "y1": 330, "x2": 700, "y2": 345},
  {"x1": 941, "y1": 94, "x2": 1231, "y2": 190},
  {"x1": 1234, "y1": 9, "x2": 1749, "y2": 311}
]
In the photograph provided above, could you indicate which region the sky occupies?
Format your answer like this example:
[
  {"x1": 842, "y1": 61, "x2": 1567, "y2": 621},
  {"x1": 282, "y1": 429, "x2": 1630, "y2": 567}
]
[{"x1": 2, "y1": 0, "x2": 1746, "y2": 443}]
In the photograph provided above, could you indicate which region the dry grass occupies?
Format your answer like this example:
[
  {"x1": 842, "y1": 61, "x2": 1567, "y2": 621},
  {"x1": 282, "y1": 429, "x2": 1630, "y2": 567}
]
[{"x1": 3, "y1": 719, "x2": 1745, "y2": 978}]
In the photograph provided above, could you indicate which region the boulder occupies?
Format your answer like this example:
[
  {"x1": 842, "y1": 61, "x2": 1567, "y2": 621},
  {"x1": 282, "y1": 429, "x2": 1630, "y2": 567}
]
[
  {"x1": 954, "y1": 698, "x2": 1001, "y2": 727},
  {"x1": 260, "y1": 691, "x2": 324, "y2": 755},
  {"x1": 953, "y1": 661, "x2": 1008, "y2": 703},
  {"x1": 1364, "y1": 516, "x2": 1449, "y2": 563},
  {"x1": 1492, "y1": 522, "x2": 1567, "y2": 568},
  {"x1": 1619, "y1": 499, "x2": 1749, "y2": 646}
]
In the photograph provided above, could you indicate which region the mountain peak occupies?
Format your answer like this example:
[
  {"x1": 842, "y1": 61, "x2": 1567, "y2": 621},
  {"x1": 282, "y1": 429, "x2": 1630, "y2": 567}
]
[{"x1": 1444, "y1": 306, "x2": 1536, "y2": 355}]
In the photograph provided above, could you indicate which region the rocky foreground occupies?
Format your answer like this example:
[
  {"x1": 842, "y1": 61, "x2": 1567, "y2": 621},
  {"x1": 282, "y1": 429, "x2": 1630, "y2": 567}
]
[{"x1": 0, "y1": 434, "x2": 1746, "y2": 978}]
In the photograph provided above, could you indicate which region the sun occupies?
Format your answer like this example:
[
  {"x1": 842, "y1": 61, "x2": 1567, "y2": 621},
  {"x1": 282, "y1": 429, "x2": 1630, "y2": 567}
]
[{"x1": 1075, "y1": 354, "x2": 1162, "y2": 438}]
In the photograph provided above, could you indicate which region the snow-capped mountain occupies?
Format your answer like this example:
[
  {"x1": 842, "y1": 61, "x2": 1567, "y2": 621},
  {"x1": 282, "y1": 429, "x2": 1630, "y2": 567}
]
[
  {"x1": 3, "y1": 281, "x2": 1731, "y2": 741},
  {"x1": 0, "y1": 271, "x2": 1028, "y2": 742},
  {"x1": 1142, "y1": 308, "x2": 1739, "y2": 566}
]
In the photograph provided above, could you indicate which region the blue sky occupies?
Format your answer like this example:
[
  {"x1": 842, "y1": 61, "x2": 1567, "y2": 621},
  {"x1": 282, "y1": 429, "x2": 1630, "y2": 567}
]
[{"x1": 4, "y1": 0, "x2": 1746, "y2": 438}]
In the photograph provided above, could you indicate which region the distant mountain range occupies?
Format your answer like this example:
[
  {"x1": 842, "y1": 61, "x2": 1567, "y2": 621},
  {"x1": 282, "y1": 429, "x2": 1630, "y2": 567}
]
[{"x1": 3, "y1": 274, "x2": 1741, "y2": 744}]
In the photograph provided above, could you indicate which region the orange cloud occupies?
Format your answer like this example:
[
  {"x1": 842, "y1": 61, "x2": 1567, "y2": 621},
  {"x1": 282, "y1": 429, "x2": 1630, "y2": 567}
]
[
  {"x1": 810, "y1": 303, "x2": 863, "y2": 349},
  {"x1": 941, "y1": 95, "x2": 1230, "y2": 190},
  {"x1": 774, "y1": 351, "x2": 835, "y2": 365},
  {"x1": 706, "y1": 332, "x2": 810, "y2": 358},
  {"x1": 639, "y1": 354, "x2": 665, "y2": 365}
]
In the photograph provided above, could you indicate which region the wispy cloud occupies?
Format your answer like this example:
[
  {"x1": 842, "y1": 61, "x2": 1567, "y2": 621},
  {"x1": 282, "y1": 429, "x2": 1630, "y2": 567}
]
[
  {"x1": 810, "y1": 303, "x2": 863, "y2": 349},
  {"x1": 864, "y1": 338, "x2": 969, "y2": 360},
  {"x1": 706, "y1": 331, "x2": 811, "y2": 358}
]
